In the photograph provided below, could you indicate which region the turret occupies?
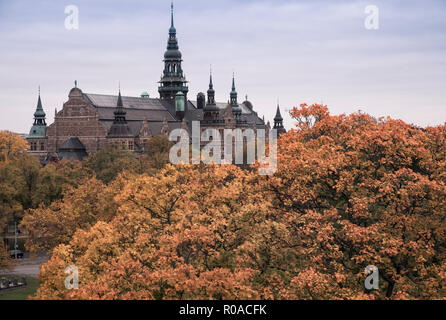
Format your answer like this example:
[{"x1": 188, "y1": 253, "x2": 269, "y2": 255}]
[
  {"x1": 158, "y1": 2, "x2": 188, "y2": 100},
  {"x1": 229, "y1": 74, "x2": 242, "y2": 120},
  {"x1": 175, "y1": 91, "x2": 185, "y2": 120},
  {"x1": 273, "y1": 102, "x2": 286, "y2": 136},
  {"x1": 108, "y1": 88, "x2": 133, "y2": 138},
  {"x1": 28, "y1": 87, "x2": 47, "y2": 138},
  {"x1": 197, "y1": 92, "x2": 205, "y2": 109}
]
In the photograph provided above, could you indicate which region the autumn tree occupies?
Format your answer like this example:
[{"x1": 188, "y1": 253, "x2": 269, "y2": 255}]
[
  {"x1": 21, "y1": 175, "x2": 126, "y2": 253},
  {"x1": 33, "y1": 165, "x2": 266, "y2": 299},
  {"x1": 251, "y1": 104, "x2": 446, "y2": 299},
  {"x1": 30, "y1": 105, "x2": 446, "y2": 300},
  {"x1": 0, "y1": 131, "x2": 28, "y2": 163}
]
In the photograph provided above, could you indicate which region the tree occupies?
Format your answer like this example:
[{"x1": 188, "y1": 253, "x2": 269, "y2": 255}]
[
  {"x1": 0, "y1": 162, "x2": 23, "y2": 232},
  {"x1": 144, "y1": 135, "x2": 174, "y2": 171},
  {"x1": 252, "y1": 104, "x2": 446, "y2": 299},
  {"x1": 33, "y1": 164, "x2": 265, "y2": 299},
  {"x1": 21, "y1": 175, "x2": 124, "y2": 253},
  {"x1": 30, "y1": 106, "x2": 446, "y2": 299},
  {"x1": 83, "y1": 144, "x2": 140, "y2": 184},
  {"x1": 32, "y1": 160, "x2": 88, "y2": 207},
  {"x1": 0, "y1": 131, "x2": 28, "y2": 163},
  {"x1": 0, "y1": 245, "x2": 10, "y2": 269}
]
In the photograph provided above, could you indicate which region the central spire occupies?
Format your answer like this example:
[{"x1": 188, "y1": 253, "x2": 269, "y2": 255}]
[
  {"x1": 159, "y1": 1, "x2": 188, "y2": 100},
  {"x1": 170, "y1": 1, "x2": 175, "y2": 34}
]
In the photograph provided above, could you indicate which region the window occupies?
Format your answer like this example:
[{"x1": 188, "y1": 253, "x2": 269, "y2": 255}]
[
  {"x1": 128, "y1": 141, "x2": 134, "y2": 151},
  {"x1": 40, "y1": 142, "x2": 45, "y2": 151}
]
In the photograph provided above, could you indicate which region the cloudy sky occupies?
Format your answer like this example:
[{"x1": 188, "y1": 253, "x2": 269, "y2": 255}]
[{"x1": 0, "y1": 0, "x2": 445, "y2": 133}]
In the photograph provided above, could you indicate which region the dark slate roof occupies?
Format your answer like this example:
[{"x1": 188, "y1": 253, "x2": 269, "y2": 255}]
[
  {"x1": 274, "y1": 105, "x2": 283, "y2": 121},
  {"x1": 59, "y1": 137, "x2": 86, "y2": 150},
  {"x1": 58, "y1": 150, "x2": 88, "y2": 161},
  {"x1": 85, "y1": 93, "x2": 168, "y2": 110},
  {"x1": 83, "y1": 93, "x2": 265, "y2": 135},
  {"x1": 101, "y1": 120, "x2": 182, "y2": 137},
  {"x1": 58, "y1": 137, "x2": 88, "y2": 161},
  {"x1": 188, "y1": 101, "x2": 265, "y2": 126}
]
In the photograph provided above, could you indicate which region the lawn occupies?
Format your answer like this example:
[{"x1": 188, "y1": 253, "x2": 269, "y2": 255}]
[{"x1": 0, "y1": 276, "x2": 39, "y2": 300}]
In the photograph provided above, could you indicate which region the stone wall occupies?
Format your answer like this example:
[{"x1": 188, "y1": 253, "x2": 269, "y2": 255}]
[{"x1": 46, "y1": 88, "x2": 109, "y2": 154}]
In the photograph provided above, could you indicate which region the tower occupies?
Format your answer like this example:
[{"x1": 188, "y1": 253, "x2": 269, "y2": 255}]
[
  {"x1": 229, "y1": 74, "x2": 242, "y2": 121},
  {"x1": 273, "y1": 102, "x2": 286, "y2": 136},
  {"x1": 207, "y1": 71, "x2": 215, "y2": 105},
  {"x1": 175, "y1": 91, "x2": 185, "y2": 120},
  {"x1": 203, "y1": 70, "x2": 219, "y2": 122},
  {"x1": 29, "y1": 87, "x2": 47, "y2": 138},
  {"x1": 108, "y1": 88, "x2": 133, "y2": 138},
  {"x1": 230, "y1": 74, "x2": 237, "y2": 106},
  {"x1": 158, "y1": 2, "x2": 188, "y2": 101},
  {"x1": 27, "y1": 87, "x2": 48, "y2": 154}
]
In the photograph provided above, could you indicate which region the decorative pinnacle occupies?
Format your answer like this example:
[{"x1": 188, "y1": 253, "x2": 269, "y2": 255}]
[
  {"x1": 231, "y1": 72, "x2": 236, "y2": 92},
  {"x1": 209, "y1": 65, "x2": 213, "y2": 88},
  {"x1": 117, "y1": 83, "x2": 123, "y2": 107},
  {"x1": 171, "y1": 1, "x2": 174, "y2": 28},
  {"x1": 74, "y1": 80, "x2": 77, "y2": 88}
]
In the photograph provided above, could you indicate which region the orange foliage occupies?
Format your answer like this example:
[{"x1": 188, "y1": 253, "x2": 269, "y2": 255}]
[{"x1": 32, "y1": 105, "x2": 446, "y2": 300}]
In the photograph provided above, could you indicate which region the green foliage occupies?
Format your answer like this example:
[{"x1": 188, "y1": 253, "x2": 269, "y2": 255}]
[
  {"x1": 144, "y1": 135, "x2": 174, "y2": 170},
  {"x1": 83, "y1": 144, "x2": 140, "y2": 183}
]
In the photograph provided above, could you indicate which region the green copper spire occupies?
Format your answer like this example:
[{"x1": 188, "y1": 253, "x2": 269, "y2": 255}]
[
  {"x1": 34, "y1": 86, "x2": 46, "y2": 123},
  {"x1": 169, "y1": 1, "x2": 176, "y2": 35},
  {"x1": 159, "y1": 2, "x2": 188, "y2": 100},
  {"x1": 29, "y1": 87, "x2": 47, "y2": 138},
  {"x1": 171, "y1": 2, "x2": 174, "y2": 28}
]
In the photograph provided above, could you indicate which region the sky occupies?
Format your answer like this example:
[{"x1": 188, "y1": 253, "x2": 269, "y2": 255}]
[{"x1": 0, "y1": 0, "x2": 445, "y2": 133}]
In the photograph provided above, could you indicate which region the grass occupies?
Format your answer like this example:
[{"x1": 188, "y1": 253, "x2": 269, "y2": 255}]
[{"x1": 0, "y1": 276, "x2": 39, "y2": 300}]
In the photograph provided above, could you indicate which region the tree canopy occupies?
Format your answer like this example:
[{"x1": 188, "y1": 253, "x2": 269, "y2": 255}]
[{"x1": 26, "y1": 105, "x2": 446, "y2": 300}]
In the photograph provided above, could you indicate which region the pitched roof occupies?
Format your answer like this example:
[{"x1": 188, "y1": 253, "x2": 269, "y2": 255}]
[
  {"x1": 59, "y1": 137, "x2": 86, "y2": 150},
  {"x1": 83, "y1": 93, "x2": 265, "y2": 135},
  {"x1": 58, "y1": 137, "x2": 88, "y2": 161}
]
